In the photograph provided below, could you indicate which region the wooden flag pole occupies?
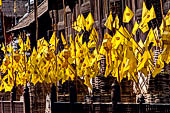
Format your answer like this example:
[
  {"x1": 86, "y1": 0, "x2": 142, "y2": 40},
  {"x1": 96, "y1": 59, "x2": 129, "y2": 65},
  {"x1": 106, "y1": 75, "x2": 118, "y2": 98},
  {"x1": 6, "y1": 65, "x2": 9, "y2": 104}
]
[
  {"x1": 1, "y1": 8, "x2": 7, "y2": 49},
  {"x1": 63, "y1": 0, "x2": 68, "y2": 44},
  {"x1": 23, "y1": 31, "x2": 30, "y2": 113},
  {"x1": 34, "y1": 0, "x2": 38, "y2": 42},
  {"x1": 97, "y1": 0, "x2": 102, "y2": 46},
  {"x1": 160, "y1": 0, "x2": 165, "y2": 31}
]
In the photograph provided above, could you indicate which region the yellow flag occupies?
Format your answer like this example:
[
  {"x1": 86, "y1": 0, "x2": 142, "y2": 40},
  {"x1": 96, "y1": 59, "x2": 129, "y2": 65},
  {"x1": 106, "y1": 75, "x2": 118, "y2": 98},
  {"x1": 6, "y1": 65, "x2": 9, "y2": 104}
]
[
  {"x1": 162, "y1": 46, "x2": 170, "y2": 64},
  {"x1": 77, "y1": 14, "x2": 86, "y2": 31},
  {"x1": 82, "y1": 55, "x2": 90, "y2": 69},
  {"x1": 112, "y1": 30, "x2": 125, "y2": 49},
  {"x1": 119, "y1": 26, "x2": 131, "y2": 39},
  {"x1": 143, "y1": 5, "x2": 156, "y2": 23},
  {"x1": 0, "y1": 0, "x2": 2, "y2": 6},
  {"x1": 123, "y1": 6, "x2": 134, "y2": 23},
  {"x1": 152, "y1": 27, "x2": 160, "y2": 47},
  {"x1": 79, "y1": 33, "x2": 84, "y2": 45},
  {"x1": 69, "y1": 37, "x2": 75, "y2": 58},
  {"x1": 137, "y1": 49, "x2": 151, "y2": 71},
  {"x1": 159, "y1": 20, "x2": 164, "y2": 35},
  {"x1": 1, "y1": 43, "x2": 5, "y2": 53},
  {"x1": 132, "y1": 21, "x2": 139, "y2": 35},
  {"x1": 61, "y1": 32, "x2": 67, "y2": 45},
  {"x1": 139, "y1": 22, "x2": 149, "y2": 33},
  {"x1": 144, "y1": 28, "x2": 155, "y2": 47},
  {"x1": 4, "y1": 81, "x2": 13, "y2": 92},
  {"x1": 69, "y1": 34, "x2": 73, "y2": 44},
  {"x1": 80, "y1": 14, "x2": 86, "y2": 30},
  {"x1": 165, "y1": 10, "x2": 170, "y2": 26},
  {"x1": 104, "y1": 11, "x2": 113, "y2": 31},
  {"x1": 84, "y1": 76, "x2": 92, "y2": 90},
  {"x1": 7, "y1": 44, "x2": 13, "y2": 53},
  {"x1": 152, "y1": 54, "x2": 164, "y2": 78},
  {"x1": 19, "y1": 35, "x2": 24, "y2": 48},
  {"x1": 72, "y1": 21, "x2": 81, "y2": 32},
  {"x1": 72, "y1": 15, "x2": 82, "y2": 32},
  {"x1": 86, "y1": 12, "x2": 94, "y2": 31},
  {"x1": 138, "y1": 39, "x2": 144, "y2": 48},
  {"x1": 76, "y1": 15, "x2": 81, "y2": 27},
  {"x1": 88, "y1": 40, "x2": 96, "y2": 48},
  {"x1": 89, "y1": 27, "x2": 98, "y2": 43},
  {"x1": 49, "y1": 32, "x2": 58, "y2": 46},
  {"x1": 99, "y1": 44, "x2": 107, "y2": 56},
  {"x1": 142, "y1": 1, "x2": 149, "y2": 20},
  {"x1": 113, "y1": 15, "x2": 119, "y2": 29},
  {"x1": 26, "y1": 36, "x2": 31, "y2": 51},
  {"x1": 31, "y1": 47, "x2": 37, "y2": 60}
]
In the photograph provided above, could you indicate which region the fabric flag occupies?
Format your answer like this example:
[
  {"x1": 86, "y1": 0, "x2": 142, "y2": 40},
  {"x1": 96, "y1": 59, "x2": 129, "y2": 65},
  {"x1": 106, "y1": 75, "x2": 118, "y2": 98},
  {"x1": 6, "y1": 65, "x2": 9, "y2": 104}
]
[
  {"x1": 1, "y1": 43, "x2": 5, "y2": 53},
  {"x1": 7, "y1": 44, "x2": 13, "y2": 53},
  {"x1": 143, "y1": 5, "x2": 156, "y2": 23},
  {"x1": 89, "y1": 27, "x2": 98, "y2": 43},
  {"x1": 0, "y1": 0, "x2": 2, "y2": 6},
  {"x1": 138, "y1": 39, "x2": 144, "y2": 49},
  {"x1": 26, "y1": 36, "x2": 31, "y2": 51},
  {"x1": 69, "y1": 34, "x2": 73, "y2": 44},
  {"x1": 113, "y1": 15, "x2": 119, "y2": 29},
  {"x1": 77, "y1": 14, "x2": 86, "y2": 31},
  {"x1": 159, "y1": 20, "x2": 164, "y2": 35},
  {"x1": 118, "y1": 26, "x2": 131, "y2": 40},
  {"x1": 112, "y1": 30, "x2": 125, "y2": 49},
  {"x1": 72, "y1": 15, "x2": 82, "y2": 32},
  {"x1": 139, "y1": 22, "x2": 149, "y2": 33},
  {"x1": 72, "y1": 21, "x2": 81, "y2": 32},
  {"x1": 123, "y1": 6, "x2": 134, "y2": 23},
  {"x1": 79, "y1": 33, "x2": 84, "y2": 45},
  {"x1": 152, "y1": 54, "x2": 164, "y2": 78},
  {"x1": 86, "y1": 12, "x2": 94, "y2": 31},
  {"x1": 80, "y1": 14, "x2": 86, "y2": 30},
  {"x1": 19, "y1": 35, "x2": 23, "y2": 48},
  {"x1": 153, "y1": 27, "x2": 159, "y2": 38},
  {"x1": 104, "y1": 11, "x2": 113, "y2": 31},
  {"x1": 142, "y1": 1, "x2": 149, "y2": 20},
  {"x1": 144, "y1": 28, "x2": 155, "y2": 47},
  {"x1": 61, "y1": 32, "x2": 67, "y2": 46},
  {"x1": 165, "y1": 10, "x2": 170, "y2": 26},
  {"x1": 137, "y1": 49, "x2": 151, "y2": 71},
  {"x1": 49, "y1": 32, "x2": 58, "y2": 46},
  {"x1": 132, "y1": 21, "x2": 139, "y2": 35},
  {"x1": 88, "y1": 40, "x2": 96, "y2": 48},
  {"x1": 162, "y1": 45, "x2": 170, "y2": 64}
]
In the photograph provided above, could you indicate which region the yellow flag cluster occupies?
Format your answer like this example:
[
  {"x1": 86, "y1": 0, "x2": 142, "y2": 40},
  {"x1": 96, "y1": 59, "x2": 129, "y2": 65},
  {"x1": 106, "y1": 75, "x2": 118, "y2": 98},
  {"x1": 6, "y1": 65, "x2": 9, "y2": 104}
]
[
  {"x1": 99, "y1": 25, "x2": 166, "y2": 83},
  {"x1": 72, "y1": 13, "x2": 94, "y2": 32},
  {"x1": 1, "y1": 8, "x2": 170, "y2": 92},
  {"x1": 105, "y1": 12, "x2": 120, "y2": 30}
]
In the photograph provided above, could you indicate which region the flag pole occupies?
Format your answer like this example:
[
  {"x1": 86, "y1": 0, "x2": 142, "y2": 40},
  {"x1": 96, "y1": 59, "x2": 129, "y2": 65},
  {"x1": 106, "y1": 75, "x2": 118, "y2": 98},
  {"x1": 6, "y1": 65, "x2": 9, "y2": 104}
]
[
  {"x1": 1, "y1": 7, "x2": 7, "y2": 51},
  {"x1": 54, "y1": 8, "x2": 59, "y2": 102},
  {"x1": 73, "y1": 0, "x2": 78, "y2": 103},
  {"x1": 63, "y1": 0, "x2": 68, "y2": 45},
  {"x1": 34, "y1": 0, "x2": 38, "y2": 42},
  {"x1": 160, "y1": 0, "x2": 165, "y2": 31},
  {"x1": 51, "y1": 4, "x2": 58, "y2": 102}
]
